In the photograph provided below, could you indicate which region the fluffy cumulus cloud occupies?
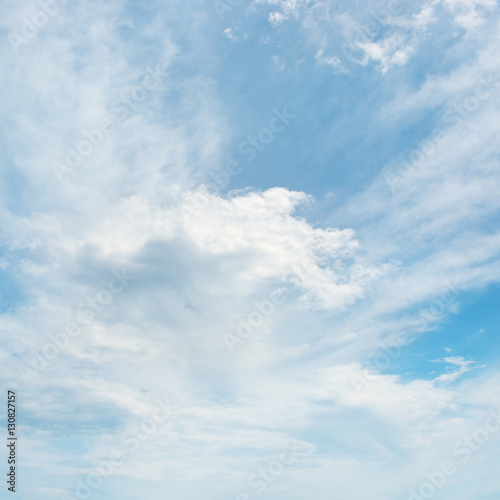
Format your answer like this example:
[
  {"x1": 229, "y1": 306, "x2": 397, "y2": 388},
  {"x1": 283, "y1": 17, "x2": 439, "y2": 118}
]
[{"x1": 1, "y1": 0, "x2": 500, "y2": 499}]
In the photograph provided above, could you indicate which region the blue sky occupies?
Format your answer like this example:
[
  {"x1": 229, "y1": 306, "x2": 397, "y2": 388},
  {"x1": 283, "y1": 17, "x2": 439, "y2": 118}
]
[{"x1": 1, "y1": 0, "x2": 500, "y2": 499}]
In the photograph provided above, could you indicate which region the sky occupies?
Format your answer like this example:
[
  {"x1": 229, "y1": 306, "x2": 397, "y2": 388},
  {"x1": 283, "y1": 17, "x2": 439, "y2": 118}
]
[{"x1": 1, "y1": 0, "x2": 500, "y2": 499}]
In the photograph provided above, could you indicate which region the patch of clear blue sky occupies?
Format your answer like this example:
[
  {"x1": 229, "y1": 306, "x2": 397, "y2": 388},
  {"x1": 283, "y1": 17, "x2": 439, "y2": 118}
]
[
  {"x1": 193, "y1": 8, "x2": 467, "y2": 204},
  {"x1": 111, "y1": 0, "x2": 474, "y2": 206},
  {"x1": 380, "y1": 284, "x2": 500, "y2": 382}
]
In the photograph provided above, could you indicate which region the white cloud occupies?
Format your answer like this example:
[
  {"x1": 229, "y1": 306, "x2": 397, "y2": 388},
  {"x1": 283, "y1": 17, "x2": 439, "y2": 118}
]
[
  {"x1": 353, "y1": 34, "x2": 414, "y2": 73},
  {"x1": 432, "y1": 356, "x2": 479, "y2": 383},
  {"x1": 256, "y1": 0, "x2": 498, "y2": 73},
  {"x1": 441, "y1": 0, "x2": 497, "y2": 28},
  {"x1": 315, "y1": 49, "x2": 348, "y2": 72}
]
